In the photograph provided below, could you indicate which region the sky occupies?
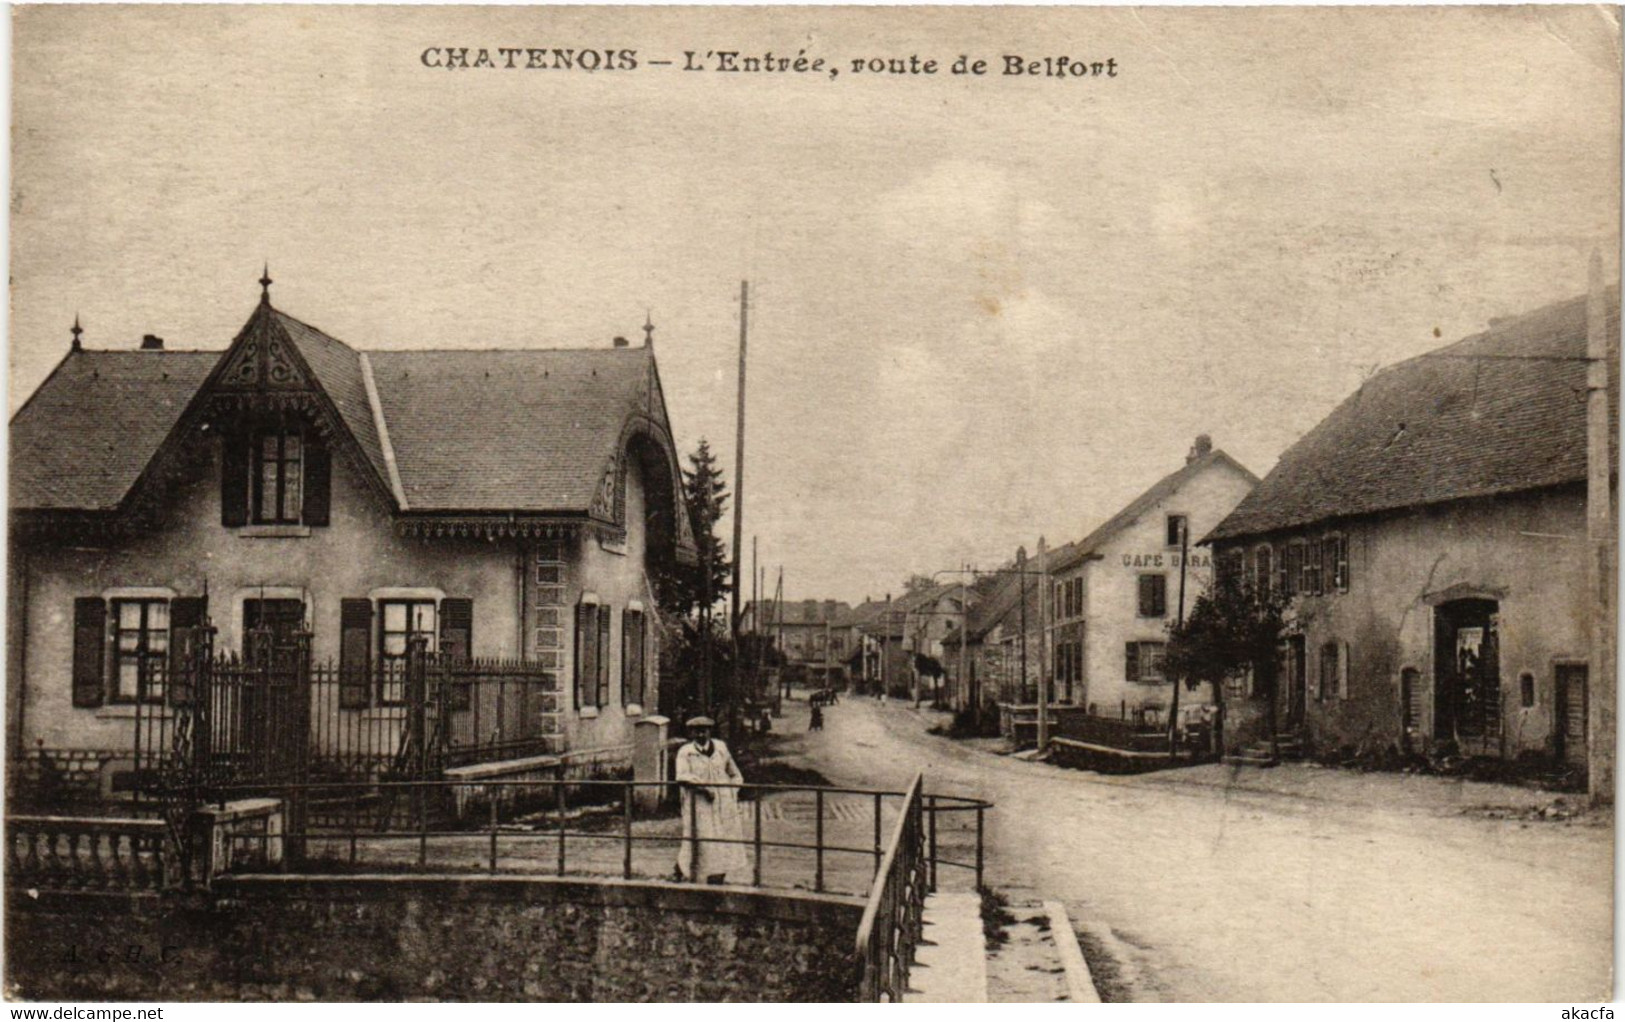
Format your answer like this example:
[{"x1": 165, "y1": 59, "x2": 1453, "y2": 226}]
[{"x1": 9, "y1": 5, "x2": 1621, "y2": 605}]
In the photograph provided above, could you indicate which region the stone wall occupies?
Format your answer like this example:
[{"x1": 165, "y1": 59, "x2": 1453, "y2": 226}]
[{"x1": 7, "y1": 875, "x2": 866, "y2": 1002}]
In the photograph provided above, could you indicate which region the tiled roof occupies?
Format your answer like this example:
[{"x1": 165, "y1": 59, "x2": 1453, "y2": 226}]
[
  {"x1": 10, "y1": 350, "x2": 217, "y2": 511},
  {"x1": 1048, "y1": 450, "x2": 1257, "y2": 573},
  {"x1": 12, "y1": 301, "x2": 682, "y2": 522},
  {"x1": 367, "y1": 347, "x2": 652, "y2": 512},
  {"x1": 1207, "y1": 290, "x2": 1620, "y2": 543}
]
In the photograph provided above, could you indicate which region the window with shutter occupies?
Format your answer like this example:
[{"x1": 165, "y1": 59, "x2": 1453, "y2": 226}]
[
  {"x1": 302, "y1": 436, "x2": 332, "y2": 526},
  {"x1": 111, "y1": 599, "x2": 169, "y2": 704},
  {"x1": 623, "y1": 609, "x2": 645, "y2": 707},
  {"x1": 72, "y1": 598, "x2": 107, "y2": 708},
  {"x1": 1125, "y1": 642, "x2": 1140, "y2": 683},
  {"x1": 576, "y1": 601, "x2": 599, "y2": 710},
  {"x1": 1329, "y1": 534, "x2": 1349, "y2": 592},
  {"x1": 1255, "y1": 545, "x2": 1273, "y2": 595},
  {"x1": 220, "y1": 429, "x2": 249, "y2": 527},
  {"x1": 1339, "y1": 641, "x2": 1351, "y2": 698},
  {"x1": 440, "y1": 598, "x2": 474, "y2": 711},
  {"x1": 338, "y1": 599, "x2": 373, "y2": 709},
  {"x1": 1318, "y1": 642, "x2": 1339, "y2": 701},
  {"x1": 1137, "y1": 574, "x2": 1167, "y2": 618},
  {"x1": 168, "y1": 597, "x2": 207, "y2": 706},
  {"x1": 597, "y1": 605, "x2": 612, "y2": 708}
]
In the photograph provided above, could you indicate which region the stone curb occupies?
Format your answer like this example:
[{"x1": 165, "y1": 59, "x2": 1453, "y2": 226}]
[{"x1": 1044, "y1": 899, "x2": 1102, "y2": 1004}]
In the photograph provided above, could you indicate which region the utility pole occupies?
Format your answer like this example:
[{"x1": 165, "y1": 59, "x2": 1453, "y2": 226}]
[
  {"x1": 1037, "y1": 537, "x2": 1050, "y2": 755},
  {"x1": 1017, "y1": 547, "x2": 1029, "y2": 705},
  {"x1": 1586, "y1": 251, "x2": 1616, "y2": 804},
  {"x1": 1169, "y1": 518, "x2": 1190, "y2": 761},
  {"x1": 959, "y1": 578, "x2": 969, "y2": 719},
  {"x1": 729, "y1": 281, "x2": 749, "y2": 737}
]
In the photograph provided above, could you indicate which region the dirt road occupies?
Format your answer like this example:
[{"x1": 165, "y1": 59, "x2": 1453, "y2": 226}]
[{"x1": 772, "y1": 694, "x2": 1613, "y2": 1002}]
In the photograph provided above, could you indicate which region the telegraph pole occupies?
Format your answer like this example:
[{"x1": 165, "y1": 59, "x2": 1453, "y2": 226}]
[
  {"x1": 1037, "y1": 537, "x2": 1050, "y2": 754},
  {"x1": 728, "y1": 281, "x2": 749, "y2": 735},
  {"x1": 1169, "y1": 518, "x2": 1190, "y2": 761},
  {"x1": 1586, "y1": 251, "x2": 1616, "y2": 804}
]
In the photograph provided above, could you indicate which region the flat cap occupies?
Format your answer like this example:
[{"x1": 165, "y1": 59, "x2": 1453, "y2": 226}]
[{"x1": 685, "y1": 716, "x2": 716, "y2": 728}]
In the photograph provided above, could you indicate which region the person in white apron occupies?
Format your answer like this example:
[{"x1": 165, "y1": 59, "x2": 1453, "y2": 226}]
[{"x1": 674, "y1": 716, "x2": 749, "y2": 884}]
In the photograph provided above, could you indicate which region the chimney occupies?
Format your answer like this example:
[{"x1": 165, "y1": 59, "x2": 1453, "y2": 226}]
[
  {"x1": 613, "y1": 336, "x2": 629, "y2": 348},
  {"x1": 1187, "y1": 434, "x2": 1213, "y2": 463},
  {"x1": 141, "y1": 334, "x2": 164, "y2": 351}
]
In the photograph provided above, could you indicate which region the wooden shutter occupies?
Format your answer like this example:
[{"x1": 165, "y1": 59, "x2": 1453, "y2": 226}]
[
  {"x1": 1339, "y1": 641, "x2": 1351, "y2": 699},
  {"x1": 597, "y1": 605, "x2": 612, "y2": 708},
  {"x1": 302, "y1": 435, "x2": 332, "y2": 526},
  {"x1": 168, "y1": 597, "x2": 207, "y2": 706},
  {"x1": 576, "y1": 602, "x2": 597, "y2": 709},
  {"x1": 1125, "y1": 642, "x2": 1140, "y2": 683},
  {"x1": 72, "y1": 597, "x2": 107, "y2": 708},
  {"x1": 221, "y1": 430, "x2": 249, "y2": 527},
  {"x1": 623, "y1": 610, "x2": 645, "y2": 706},
  {"x1": 439, "y1": 598, "x2": 473, "y2": 661},
  {"x1": 339, "y1": 598, "x2": 373, "y2": 709}
]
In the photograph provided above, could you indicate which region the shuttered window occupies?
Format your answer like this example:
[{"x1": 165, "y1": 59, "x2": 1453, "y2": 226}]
[
  {"x1": 168, "y1": 597, "x2": 207, "y2": 706},
  {"x1": 112, "y1": 599, "x2": 169, "y2": 704},
  {"x1": 338, "y1": 599, "x2": 373, "y2": 709},
  {"x1": 1137, "y1": 574, "x2": 1167, "y2": 618},
  {"x1": 1125, "y1": 641, "x2": 1166, "y2": 683},
  {"x1": 576, "y1": 600, "x2": 600, "y2": 710},
  {"x1": 596, "y1": 605, "x2": 612, "y2": 709},
  {"x1": 1318, "y1": 642, "x2": 1339, "y2": 701},
  {"x1": 72, "y1": 598, "x2": 108, "y2": 708},
  {"x1": 1327, "y1": 534, "x2": 1349, "y2": 592},
  {"x1": 1254, "y1": 545, "x2": 1273, "y2": 596},
  {"x1": 623, "y1": 608, "x2": 646, "y2": 707},
  {"x1": 379, "y1": 600, "x2": 436, "y2": 705},
  {"x1": 222, "y1": 427, "x2": 331, "y2": 527}
]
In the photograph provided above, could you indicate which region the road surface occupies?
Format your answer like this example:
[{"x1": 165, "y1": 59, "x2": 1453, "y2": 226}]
[{"x1": 773, "y1": 694, "x2": 1614, "y2": 1002}]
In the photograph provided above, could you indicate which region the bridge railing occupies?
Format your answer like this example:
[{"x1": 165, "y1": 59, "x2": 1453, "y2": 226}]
[
  {"x1": 853, "y1": 772, "x2": 929, "y2": 1002},
  {"x1": 206, "y1": 777, "x2": 987, "y2": 901}
]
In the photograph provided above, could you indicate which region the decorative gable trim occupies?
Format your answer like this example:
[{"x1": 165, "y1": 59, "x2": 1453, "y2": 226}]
[{"x1": 120, "y1": 301, "x2": 396, "y2": 524}]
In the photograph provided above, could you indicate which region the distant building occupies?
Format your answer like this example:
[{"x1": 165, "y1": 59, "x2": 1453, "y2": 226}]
[
  {"x1": 1207, "y1": 289, "x2": 1617, "y2": 791},
  {"x1": 744, "y1": 598, "x2": 855, "y2": 685}
]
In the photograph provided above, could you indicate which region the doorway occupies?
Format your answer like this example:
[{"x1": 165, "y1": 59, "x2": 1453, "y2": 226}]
[
  {"x1": 1554, "y1": 663, "x2": 1588, "y2": 771},
  {"x1": 1283, "y1": 635, "x2": 1307, "y2": 730},
  {"x1": 1433, "y1": 599, "x2": 1501, "y2": 753}
]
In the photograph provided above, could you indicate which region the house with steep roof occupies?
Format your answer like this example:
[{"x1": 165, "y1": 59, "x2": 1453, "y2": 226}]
[
  {"x1": 1042, "y1": 435, "x2": 1258, "y2": 731},
  {"x1": 1205, "y1": 289, "x2": 1618, "y2": 780},
  {"x1": 8, "y1": 278, "x2": 696, "y2": 802}
]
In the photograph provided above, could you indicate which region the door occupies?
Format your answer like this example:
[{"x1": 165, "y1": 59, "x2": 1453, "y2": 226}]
[
  {"x1": 1284, "y1": 636, "x2": 1307, "y2": 729},
  {"x1": 239, "y1": 598, "x2": 310, "y2": 783},
  {"x1": 1433, "y1": 599, "x2": 1501, "y2": 752},
  {"x1": 1554, "y1": 664, "x2": 1588, "y2": 770}
]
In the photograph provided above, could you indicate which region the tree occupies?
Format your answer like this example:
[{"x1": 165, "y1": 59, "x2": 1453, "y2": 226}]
[
  {"x1": 657, "y1": 438, "x2": 733, "y2": 624},
  {"x1": 652, "y1": 439, "x2": 735, "y2": 719},
  {"x1": 1163, "y1": 569, "x2": 1290, "y2": 754}
]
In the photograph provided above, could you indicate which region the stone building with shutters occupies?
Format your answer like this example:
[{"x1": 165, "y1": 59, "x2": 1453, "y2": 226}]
[
  {"x1": 7, "y1": 278, "x2": 696, "y2": 801},
  {"x1": 1205, "y1": 289, "x2": 1617, "y2": 782}
]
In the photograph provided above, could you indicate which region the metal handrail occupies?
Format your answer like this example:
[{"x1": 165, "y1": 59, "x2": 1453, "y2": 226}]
[
  {"x1": 853, "y1": 772, "x2": 927, "y2": 1001},
  {"x1": 215, "y1": 777, "x2": 987, "y2": 900}
]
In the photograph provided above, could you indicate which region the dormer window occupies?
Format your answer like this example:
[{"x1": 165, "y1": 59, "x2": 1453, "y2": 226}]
[
  {"x1": 254, "y1": 429, "x2": 304, "y2": 524},
  {"x1": 221, "y1": 424, "x2": 331, "y2": 529}
]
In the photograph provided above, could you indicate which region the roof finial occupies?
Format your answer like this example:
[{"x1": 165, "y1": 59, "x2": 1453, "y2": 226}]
[
  {"x1": 259, "y1": 262, "x2": 273, "y2": 303},
  {"x1": 643, "y1": 310, "x2": 654, "y2": 347},
  {"x1": 70, "y1": 314, "x2": 83, "y2": 351}
]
